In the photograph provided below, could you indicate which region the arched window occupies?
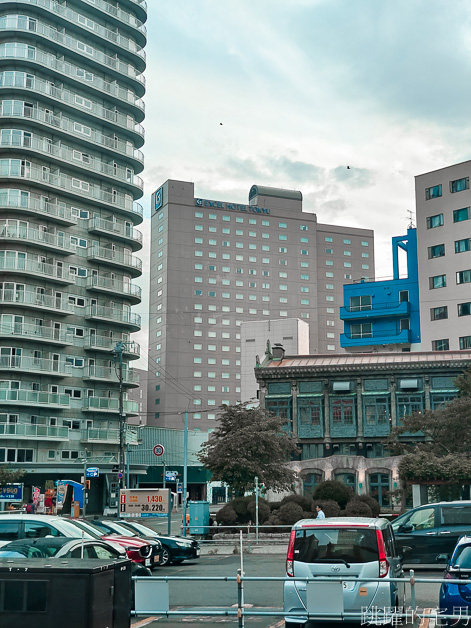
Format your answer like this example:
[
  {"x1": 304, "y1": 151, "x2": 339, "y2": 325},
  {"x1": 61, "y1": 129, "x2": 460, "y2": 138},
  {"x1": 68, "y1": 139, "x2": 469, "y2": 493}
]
[
  {"x1": 302, "y1": 471, "x2": 323, "y2": 498},
  {"x1": 369, "y1": 472, "x2": 390, "y2": 507},
  {"x1": 334, "y1": 471, "x2": 356, "y2": 493}
]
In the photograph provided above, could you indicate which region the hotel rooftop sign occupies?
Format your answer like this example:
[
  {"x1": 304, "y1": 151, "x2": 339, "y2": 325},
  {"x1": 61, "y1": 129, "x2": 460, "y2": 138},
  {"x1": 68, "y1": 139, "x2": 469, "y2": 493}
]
[{"x1": 195, "y1": 198, "x2": 270, "y2": 214}]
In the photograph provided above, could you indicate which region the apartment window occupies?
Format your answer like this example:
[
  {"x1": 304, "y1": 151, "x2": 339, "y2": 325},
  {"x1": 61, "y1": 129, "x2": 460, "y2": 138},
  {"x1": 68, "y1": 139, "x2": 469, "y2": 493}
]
[
  {"x1": 249, "y1": 267, "x2": 256, "y2": 273},
  {"x1": 279, "y1": 222, "x2": 287, "y2": 228},
  {"x1": 350, "y1": 295, "x2": 371, "y2": 311},
  {"x1": 325, "y1": 284, "x2": 334, "y2": 290},
  {"x1": 450, "y1": 177, "x2": 469, "y2": 193},
  {"x1": 301, "y1": 286, "x2": 310, "y2": 293},
  {"x1": 327, "y1": 307, "x2": 335, "y2": 313},
  {"x1": 279, "y1": 272, "x2": 287, "y2": 278},
  {"x1": 344, "y1": 262, "x2": 352, "y2": 268},
  {"x1": 327, "y1": 344, "x2": 336, "y2": 351},
  {"x1": 301, "y1": 249, "x2": 308, "y2": 256},
  {"x1": 279, "y1": 297, "x2": 287, "y2": 303},
  {"x1": 350, "y1": 323, "x2": 373, "y2": 338},
  {"x1": 194, "y1": 225, "x2": 203, "y2": 231},
  {"x1": 194, "y1": 237, "x2": 203, "y2": 244},
  {"x1": 301, "y1": 299, "x2": 309, "y2": 305},
  {"x1": 280, "y1": 310, "x2": 288, "y2": 317},
  {"x1": 344, "y1": 250, "x2": 351, "y2": 256},
  {"x1": 279, "y1": 234, "x2": 287, "y2": 241},
  {"x1": 426, "y1": 213, "x2": 444, "y2": 228},
  {"x1": 361, "y1": 241, "x2": 369, "y2": 247},
  {"x1": 222, "y1": 215, "x2": 230, "y2": 222},
  {"x1": 300, "y1": 225, "x2": 308, "y2": 231},
  {"x1": 430, "y1": 274, "x2": 446, "y2": 289},
  {"x1": 262, "y1": 283, "x2": 270, "y2": 289},
  {"x1": 460, "y1": 336, "x2": 471, "y2": 349},
  {"x1": 458, "y1": 302, "x2": 471, "y2": 317},
  {"x1": 457, "y1": 269, "x2": 471, "y2": 284},
  {"x1": 343, "y1": 239, "x2": 351, "y2": 245},
  {"x1": 432, "y1": 339, "x2": 449, "y2": 351},
  {"x1": 428, "y1": 244, "x2": 445, "y2": 258},
  {"x1": 194, "y1": 263, "x2": 203, "y2": 270},
  {"x1": 194, "y1": 290, "x2": 202, "y2": 296},
  {"x1": 454, "y1": 207, "x2": 470, "y2": 222},
  {"x1": 431, "y1": 306, "x2": 448, "y2": 321},
  {"x1": 300, "y1": 237, "x2": 308, "y2": 243},
  {"x1": 325, "y1": 236, "x2": 333, "y2": 242},
  {"x1": 326, "y1": 260, "x2": 333, "y2": 266},
  {"x1": 327, "y1": 320, "x2": 335, "y2": 326},
  {"x1": 455, "y1": 239, "x2": 471, "y2": 253},
  {"x1": 362, "y1": 264, "x2": 370, "y2": 270},
  {"x1": 325, "y1": 248, "x2": 333, "y2": 254},
  {"x1": 195, "y1": 211, "x2": 203, "y2": 218},
  {"x1": 327, "y1": 332, "x2": 335, "y2": 339},
  {"x1": 326, "y1": 296, "x2": 334, "y2": 301},
  {"x1": 425, "y1": 184, "x2": 442, "y2": 200},
  {"x1": 279, "y1": 285, "x2": 288, "y2": 291}
]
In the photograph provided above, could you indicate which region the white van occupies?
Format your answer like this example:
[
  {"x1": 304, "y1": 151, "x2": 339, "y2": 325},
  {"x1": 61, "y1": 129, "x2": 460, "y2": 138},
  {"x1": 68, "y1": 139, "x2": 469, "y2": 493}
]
[{"x1": 283, "y1": 517, "x2": 406, "y2": 627}]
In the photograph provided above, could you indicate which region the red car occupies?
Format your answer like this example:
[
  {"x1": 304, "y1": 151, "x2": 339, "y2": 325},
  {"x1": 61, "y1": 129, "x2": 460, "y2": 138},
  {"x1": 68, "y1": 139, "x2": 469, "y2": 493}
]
[{"x1": 68, "y1": 519, "x2": 162, "y2": 568}]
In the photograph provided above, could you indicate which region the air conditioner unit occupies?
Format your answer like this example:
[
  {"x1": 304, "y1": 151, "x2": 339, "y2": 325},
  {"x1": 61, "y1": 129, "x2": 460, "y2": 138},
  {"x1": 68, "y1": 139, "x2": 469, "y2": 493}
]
[{"x1": 78, "y1": 450, "x2": 86, "y2": 457}]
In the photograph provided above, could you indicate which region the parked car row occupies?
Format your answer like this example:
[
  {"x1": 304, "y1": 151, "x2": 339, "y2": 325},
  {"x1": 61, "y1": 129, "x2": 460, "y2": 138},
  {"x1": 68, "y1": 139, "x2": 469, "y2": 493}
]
[{"x1": 284, "y1": 501, "x2": 471, "y2": 627}]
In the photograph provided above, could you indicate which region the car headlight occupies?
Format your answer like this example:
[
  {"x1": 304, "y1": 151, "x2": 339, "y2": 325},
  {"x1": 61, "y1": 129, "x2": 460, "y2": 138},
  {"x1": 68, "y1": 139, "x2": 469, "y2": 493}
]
[{"x1": 175, "y1": 541, "x2": 192, "y2": 548}]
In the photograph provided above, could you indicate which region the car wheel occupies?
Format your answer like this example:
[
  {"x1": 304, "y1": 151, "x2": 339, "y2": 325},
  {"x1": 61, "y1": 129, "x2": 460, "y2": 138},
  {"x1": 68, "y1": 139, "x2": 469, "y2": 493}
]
[{"x1": 160, "y1": 548, "x2": 171, "y2": 566}]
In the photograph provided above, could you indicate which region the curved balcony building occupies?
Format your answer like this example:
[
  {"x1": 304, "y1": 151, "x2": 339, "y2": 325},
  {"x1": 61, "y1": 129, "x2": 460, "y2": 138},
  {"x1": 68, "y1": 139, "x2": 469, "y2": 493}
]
[{"x1": 0, "y1": 0, "x2": 146, "y2": 506}]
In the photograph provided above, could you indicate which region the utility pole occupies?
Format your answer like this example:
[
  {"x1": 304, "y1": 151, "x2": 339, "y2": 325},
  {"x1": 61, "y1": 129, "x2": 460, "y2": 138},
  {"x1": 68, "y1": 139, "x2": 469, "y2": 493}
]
[
  {"x1": 182, "y1": 409, "x2": 188, "y2": 537},
  {"x1": 113, "y1": 341, "x2": 126, "y2": 491},
  {"x1": 255, "y1": 476, "x2": 259, "y2": 542}
]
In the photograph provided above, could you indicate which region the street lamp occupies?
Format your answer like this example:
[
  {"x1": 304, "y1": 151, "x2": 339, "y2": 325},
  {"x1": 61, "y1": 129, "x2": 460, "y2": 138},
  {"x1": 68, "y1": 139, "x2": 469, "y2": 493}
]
[{"x1": 113, "y1": 341, "x2": 134, "y2": 490}]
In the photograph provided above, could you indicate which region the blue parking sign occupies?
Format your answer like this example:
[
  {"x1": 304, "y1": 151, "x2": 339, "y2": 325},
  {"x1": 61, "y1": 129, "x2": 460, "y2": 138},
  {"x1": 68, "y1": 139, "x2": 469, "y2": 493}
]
[{"x1": 86, "y1": 467, "x2": 99, "y2": 478}]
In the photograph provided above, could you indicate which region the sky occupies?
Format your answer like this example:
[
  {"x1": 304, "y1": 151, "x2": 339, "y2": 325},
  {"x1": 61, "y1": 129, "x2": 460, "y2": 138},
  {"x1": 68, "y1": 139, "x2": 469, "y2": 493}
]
[{"x1": 133, "y1": 0, "x2": 471, "y2": 368}]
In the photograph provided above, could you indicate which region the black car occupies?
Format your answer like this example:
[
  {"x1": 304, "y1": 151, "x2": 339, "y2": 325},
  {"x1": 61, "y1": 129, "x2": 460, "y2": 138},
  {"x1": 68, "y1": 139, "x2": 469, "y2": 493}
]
[
  {"x1": 92, "y1": 518, "x2": 200, "y2": 566},
  {"x1": 392, "y1": 501, "x2": 471, "y2": 563}
]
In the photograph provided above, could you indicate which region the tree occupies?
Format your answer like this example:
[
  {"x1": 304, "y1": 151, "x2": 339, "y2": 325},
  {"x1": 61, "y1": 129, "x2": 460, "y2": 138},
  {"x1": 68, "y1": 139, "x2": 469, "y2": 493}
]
[
  {"x1": 198, "y1": 401, "x2": 300, "y2": 496},
  {"x1": 0, "y1": 466, "x2": 25, "y2": 487}
]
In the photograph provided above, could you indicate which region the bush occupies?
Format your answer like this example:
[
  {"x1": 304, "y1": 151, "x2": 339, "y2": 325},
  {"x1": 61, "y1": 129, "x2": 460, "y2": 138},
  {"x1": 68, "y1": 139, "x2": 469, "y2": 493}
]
[
  {"x1": 311, "y1": 499, "x2": 342, "y2": 518},
  {"x1": 357, "y1": 494, "x2": 381, "y2": 517},
  {"x1": 230, "y1": 496, "x2": 252, "y2": 523},
  {"x1": 278, "y1": 502, "x2": 304, "y2": 526},
  {"x1": 313, "y1": 480, "x2": 352, "y2": 509},
  {"x1": 247, "y1": 500, "x2": 271, "y2": 524},
  {"x1": 216, "y1": 504, "x2": 237, "y2": 525},
  {"x1": 269, "y1": 501, "x2": 281, "y2": 511},
  {"x1": 280, "y1": 494, "x2": 313, "y2": 511},
  {"x1": 344, "y1": 498, "x2": 373, "y2": 517}
]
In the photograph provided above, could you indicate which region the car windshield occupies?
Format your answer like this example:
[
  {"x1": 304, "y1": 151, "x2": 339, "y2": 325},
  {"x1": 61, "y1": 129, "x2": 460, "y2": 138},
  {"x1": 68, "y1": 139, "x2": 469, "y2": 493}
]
[
  {"x1": 67, "y1": 520, "x2": 103, "y2": 538},
  {"x1": 294, "y1": 527, "x2": 379, "y2": 564},
  {"x1": 93, "y1": 521, "x2": 137, "y2": 536},
  {"x1": 0, "y1": 542, "x2": 60, "y2": 558},
  {"x1": 452, "y1": 545, "x2": 471, "y2": 569},
  {"x1": 119, "y1": 521, "x2": 156, "y2": 536}
]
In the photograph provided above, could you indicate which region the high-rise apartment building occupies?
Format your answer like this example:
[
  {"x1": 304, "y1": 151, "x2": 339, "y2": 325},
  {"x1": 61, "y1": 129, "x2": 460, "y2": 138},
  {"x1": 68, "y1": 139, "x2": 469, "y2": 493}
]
[
  {"x1": 0, "y1": 0, "x2": 146, "y2": 508},
  {"x1": 149, "y1": 180, "x2": 374, "y2": 431},
  {"x1": 415, "y1": 161, "x2": 471, "y2": 352}
]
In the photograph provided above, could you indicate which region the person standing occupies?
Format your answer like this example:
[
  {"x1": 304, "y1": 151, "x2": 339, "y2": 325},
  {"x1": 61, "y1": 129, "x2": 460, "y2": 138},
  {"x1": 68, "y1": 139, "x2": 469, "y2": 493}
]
[{"x1": 315, "y1": 505, "x2": 325, "y2": 519}]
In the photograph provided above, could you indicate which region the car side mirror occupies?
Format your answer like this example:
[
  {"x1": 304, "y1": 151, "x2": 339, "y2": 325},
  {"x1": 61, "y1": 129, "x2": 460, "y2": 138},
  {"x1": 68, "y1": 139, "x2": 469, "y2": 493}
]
[
  {"x1": 400, "y1": 523, "x2": 413, "y2": 533},
  {"x1": 436, "y1": 553, "x2": 450, "y2": 562}
]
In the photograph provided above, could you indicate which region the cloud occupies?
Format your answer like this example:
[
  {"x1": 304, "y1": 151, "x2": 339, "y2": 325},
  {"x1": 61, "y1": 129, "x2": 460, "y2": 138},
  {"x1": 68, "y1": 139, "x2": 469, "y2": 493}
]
[{"x1": 332, "y1": 166, "x2": 374, "y2": 188}]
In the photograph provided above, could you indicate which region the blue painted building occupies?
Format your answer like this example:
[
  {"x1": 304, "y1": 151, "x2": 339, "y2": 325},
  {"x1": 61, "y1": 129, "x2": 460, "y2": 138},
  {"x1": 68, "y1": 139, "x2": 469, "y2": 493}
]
[{"x1": 340, "y1": 228, "x2": 420, "y2": 351}]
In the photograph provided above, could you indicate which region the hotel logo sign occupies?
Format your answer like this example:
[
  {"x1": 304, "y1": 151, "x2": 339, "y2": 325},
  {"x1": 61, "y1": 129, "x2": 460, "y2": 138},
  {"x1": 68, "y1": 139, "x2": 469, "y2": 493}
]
[{"x1": 195, "y1": 198, "x2": 270, "y2": 214}]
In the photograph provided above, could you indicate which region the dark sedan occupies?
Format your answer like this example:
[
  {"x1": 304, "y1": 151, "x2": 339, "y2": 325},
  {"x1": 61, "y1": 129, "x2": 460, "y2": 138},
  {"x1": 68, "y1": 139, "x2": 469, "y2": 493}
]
[{"x1": 92, "y1": 518, "x2": 200, "y2": 566}]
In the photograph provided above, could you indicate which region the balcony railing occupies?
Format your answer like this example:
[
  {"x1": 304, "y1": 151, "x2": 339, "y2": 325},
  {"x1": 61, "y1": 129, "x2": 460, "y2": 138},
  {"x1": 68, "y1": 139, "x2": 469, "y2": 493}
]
[
  {"x1": 0, "y1": 71, "x2": 145, "y2": 135},
  {"x1": 0, "y1": 321, "x2": 73, "y2": 344},
  {"x1": 0, "y1": 162, "x2": 144, "y2": 216},
  {"x1": 0, "y1": 288, "x2": 74, "y2": 314},
  {"x1": 86, "y1": 276, "x2": 142, "y2": 301},
  {"x1": 81, "y1": 427, "x2": 119, "y2": 443},
  {"x1": 88, "y1": 246, "x2": 142, "y2": 275},
  {"x1": 82, "y1": 397, "x2": 139, "y2": 414},
  {"x1": 0, "y1": 3, "x2": 145, "y2": 61},
  {"x1": 84, "y1": 366, "x2": 139, "y2": 386},
  {"x1": 0, "y1": 355, "x2": 72, "y2": 375},
  {"x1": 86, "y1": 305, "x2": 141, "y2": 329},
  {"x1": 0, "y1": 134, "x2": 143, "y2": 190},
  {"x1": 0, "y1": 225, "x2": 76, "y2": 253},
  {"x1": 81, "y1": 0, "x2": 147, "y2": 36},
  {"x1": 88, "y1": 217, "x2": 143, "y2": 248},
  {"x1": 0, "y1": 423, "x2": 69, "y2": 439},
  {"x1": 0, "y1": 47, "x2": 145, "y2": 108},
  {"x1": 0, "y1": 255, "x2": 75, "y2": 283},
  {"x1": 0, "y1": 104, "x2": 144, "y2": 166},
  {"x1": 0, "y1": 192, "x2": 77, "y2": 225},
  {"x1": 0, "y1": 389, "x2": 70, "y2": 407},
  {"x1": 85, "y1": 336, "x2": 140, "y2": 358}
]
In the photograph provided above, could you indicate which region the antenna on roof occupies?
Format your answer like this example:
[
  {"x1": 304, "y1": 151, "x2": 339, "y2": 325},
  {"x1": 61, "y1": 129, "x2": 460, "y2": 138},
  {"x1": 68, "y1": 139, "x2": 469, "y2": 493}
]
[{"x1": 407, "y1": 210, "x2": 415, "y2": 229}]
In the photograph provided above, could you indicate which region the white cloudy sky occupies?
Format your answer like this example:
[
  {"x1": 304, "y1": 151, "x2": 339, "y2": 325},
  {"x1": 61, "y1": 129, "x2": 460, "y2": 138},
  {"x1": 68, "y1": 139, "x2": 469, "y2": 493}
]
[{"x1": 133, "y1": 0, "x2": 471, "y2": 367}]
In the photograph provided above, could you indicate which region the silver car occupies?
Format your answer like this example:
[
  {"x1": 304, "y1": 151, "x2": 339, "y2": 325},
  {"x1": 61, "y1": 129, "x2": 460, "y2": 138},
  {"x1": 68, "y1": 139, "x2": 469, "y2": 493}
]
[{"x1": 284, "y1": 517, "x2": 405, "y2": 627}]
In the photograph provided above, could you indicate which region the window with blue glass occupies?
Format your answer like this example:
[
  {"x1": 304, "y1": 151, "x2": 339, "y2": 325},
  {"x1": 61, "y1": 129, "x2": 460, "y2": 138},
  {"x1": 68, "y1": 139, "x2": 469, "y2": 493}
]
[
  {"x1": 363, "y1": 397, "x2": 390, "y2": 436},
  {"x1": 454, "y1": 207, "x2": 470, "y2": 222},
  {"x1": 350, "y1": 323, "x2": 372, "y2": 338},
  {"x1": 302, "y1": 471, "x2": 323, "y2": 497},
  {"x1": 428, "y1": 243, "x2": 445, "y2": 259},
  {"x1": 432, "y1": 338, "x2": 449, "y2": 351},
  {"x1": 426, "y1": 213, "x2": 444, "y2": 228},
  {"x1": 430, "y1": 306, "x2": 448, "y2": 321},
  {"x1": 349, "y1": 295, "x2": 372, "y2": 311},
  {"x1": 450, "y1": 177, "x2": 469, "y2": 193},
  {"x1": 330, "y1": 397, "x2": 355, "y2": 436},
  {"x1": 455, "y1": 238, "x2": 471, "y2": 253},
  {"x1": 369, "y1": 473, "x2": 390, "y2": 507},
  {"x1": 298, "y1": 398, "x2": 323, "y2": 437},
  {"x1": 429, "y1": 274, "x2": 446, "y2": 289},
  {"x1": 334, "y1": 471, "x2": 356, "y2": 492},
  {"x1": 458, "y1": 302, "x2": 471, "y2": 317},
  {"x1": 396, "y1": 394, "x2": 423, "y2": 421},
  {"x1": 425, "y1": 184, "x2": 442, "y2": 200},
  {"x1": 457, "y1": 269, "x2": 471, "y2": 284},
  {"x1": 431, "y1": 393, "x2": 458, "y2": 409},
  {"x1": 460, "y1": 335, "x2": 471, "y2": 349}
]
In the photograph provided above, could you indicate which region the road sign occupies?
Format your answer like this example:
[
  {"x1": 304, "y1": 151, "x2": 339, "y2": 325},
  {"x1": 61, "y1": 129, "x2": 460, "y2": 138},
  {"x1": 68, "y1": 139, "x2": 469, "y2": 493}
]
[
  {"x1": 119, "y1": 488, "x2": 170, "y2": 518},
  {"x1": 86, "y1": 467, "x2": 99, "y2": 478},
  {"x1": 165, "y1": 471, "x2": 176, "y2": 481},
  {"x1": 176, "y1": 483, "x2": 182, "y2": 494},
  {"x1": 153, "y1": 444, "x2": 165, "y2": 457},
  {"x1": 117, "y1": 472, "x2": 123, "y2": 479}
]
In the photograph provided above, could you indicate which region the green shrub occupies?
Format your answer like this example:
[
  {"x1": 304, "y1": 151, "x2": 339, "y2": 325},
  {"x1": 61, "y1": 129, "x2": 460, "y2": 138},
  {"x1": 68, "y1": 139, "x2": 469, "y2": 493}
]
[
  {"x1": 311, "y1": 499, "x2": 342, "y2": 518},
  {"x1": 269, "y1": 501, "x2": 282, "y2": 511},
  {"x1": 216, "y1": 504, "x2": 237, "y2": 525},
  {"x1": 280, "y1": 494, "x2": 313, "y2": 511},
  {"x1": 278, "y1": 502, "x2": 304, "y2": 526},
  {"x1": 344, "y1": 498, "x2": 373, "y2": 517},
  {"x1": 313, "y1": 480, "x2": 352, "y2": 509},
  {"x1": 247, "y1": 501, "x2": 271, "y2": 523},
  {"x1": 357, "y1": 494, "x2": 381, "y2": 517},
  {"x1": 230, "y1": 496, "x2": 252, "y2": 523}
]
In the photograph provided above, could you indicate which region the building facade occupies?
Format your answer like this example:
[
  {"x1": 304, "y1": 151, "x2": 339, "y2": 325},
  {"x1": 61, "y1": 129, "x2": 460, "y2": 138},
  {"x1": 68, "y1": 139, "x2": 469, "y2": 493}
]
[
  {"x1": 0, "y1": 0, "x2": 147, "y2": 509},
  {"x1": 415, "y1": 161, "x2": 471, "y2": 352},
  {"x1": 255, "y1": 348, "x2": 471, "y2": 506},
  {"x1": 148, "y1": 180, "x2": 374, "y2": 431},
  {"x1": 340, "y1": 228, "x2": 421, "y2": 352}
]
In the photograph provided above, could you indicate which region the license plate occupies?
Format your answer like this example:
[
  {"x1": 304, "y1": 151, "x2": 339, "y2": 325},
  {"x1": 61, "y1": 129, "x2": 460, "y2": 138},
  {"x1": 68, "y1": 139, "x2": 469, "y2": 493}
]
[
  {"x1": 153, "y1": 555, "x2": 160, "y2": 563},
  {"x1": 196, "y1": 549, "x2": 200, "y2": 557},
  {"x1": 145, "y1": 559, "x2": 151, "y2": 566},
  {"x1": 342, "y1": 581, "x2": 355, "y2": 591}
]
